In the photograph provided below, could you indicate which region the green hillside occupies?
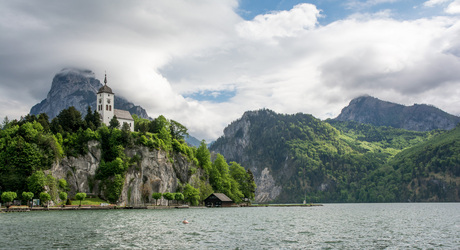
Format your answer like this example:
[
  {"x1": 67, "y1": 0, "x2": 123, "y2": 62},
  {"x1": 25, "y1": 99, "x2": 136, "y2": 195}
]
[
  {"x1": 389, "y1": 125, "x2": 460, "y2": 201},
  {"x1": 211, "y1": 109, "x2": 459, "y2": 202}
]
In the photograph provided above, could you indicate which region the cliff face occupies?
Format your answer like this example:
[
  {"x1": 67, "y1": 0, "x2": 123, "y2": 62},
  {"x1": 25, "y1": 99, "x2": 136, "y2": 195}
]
[
  {"x1": 30, "y1": 68, "x2": 150, "y2": 119},
  {"x1": 210, "y1": 110, "x2": 283, "y2": 203},
  {"x1": 335, "y1": 96, "x2": 460, "y2": 131},
  {"x1": 48, "y1": 141, "x2": 196, "y2": 206}
]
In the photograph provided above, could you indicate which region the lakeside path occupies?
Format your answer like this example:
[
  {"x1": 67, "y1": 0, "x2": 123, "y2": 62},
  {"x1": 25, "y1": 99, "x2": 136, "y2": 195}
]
[
  {"x1": 0, "y1": 205, "x2": 192, "y2": 212},
  {"x1": 1, "y1": 204, "x2": 322, "y2": 212}
]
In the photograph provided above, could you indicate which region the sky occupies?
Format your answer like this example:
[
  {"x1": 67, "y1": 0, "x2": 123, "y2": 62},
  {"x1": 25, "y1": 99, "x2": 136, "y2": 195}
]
[{"x1": 1, "y1": 0, "x2": 460, "y2": 141}]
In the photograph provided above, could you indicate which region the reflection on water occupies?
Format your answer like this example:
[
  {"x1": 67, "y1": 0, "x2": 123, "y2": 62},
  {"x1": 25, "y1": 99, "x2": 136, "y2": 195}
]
[{"x1": 0, "y1": 203, "x2": 459, "y2": 249}]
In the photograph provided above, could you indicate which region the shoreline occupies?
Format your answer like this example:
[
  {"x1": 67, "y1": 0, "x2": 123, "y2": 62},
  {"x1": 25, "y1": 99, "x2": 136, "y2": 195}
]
[
  {"x1": 0, "y1": 205, "x2": 192, "y2": 212},
  {"x1": 1, "y1": 203, "x2": 323, "y2": 212}
]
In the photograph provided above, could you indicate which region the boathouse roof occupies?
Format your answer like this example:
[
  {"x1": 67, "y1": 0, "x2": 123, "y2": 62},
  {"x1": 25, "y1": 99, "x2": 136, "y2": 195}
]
[{"x1": 206, "y1": 193, "x2": 232, "y2": 202}]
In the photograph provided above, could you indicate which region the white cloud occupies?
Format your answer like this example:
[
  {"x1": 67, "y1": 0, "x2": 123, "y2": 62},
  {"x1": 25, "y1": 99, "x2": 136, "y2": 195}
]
[
  {"x1": 0, "y1": 0, "x2": 241, "y2": 140},
  {"x1": 423, "y1": 0, "x2": 451, "y2": 7},
  {"x1": 1, "y1": 1, "x2": 460, "y2": 140},
  {"x1": 446, "y1": 0, "x2": 460, "y2": 13},
  {"x1": 236, "y1": 3, "x2": 320, "y2": 41}
]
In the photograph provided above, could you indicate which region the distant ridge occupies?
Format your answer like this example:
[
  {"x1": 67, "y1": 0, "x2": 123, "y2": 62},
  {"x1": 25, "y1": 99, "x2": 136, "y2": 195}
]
[
  {"x1": 334, "y1": 96, "x2": 460, "y2": 131},
  {"x1": 30, "y1": 68, "x2": 150, "y2": 119}
]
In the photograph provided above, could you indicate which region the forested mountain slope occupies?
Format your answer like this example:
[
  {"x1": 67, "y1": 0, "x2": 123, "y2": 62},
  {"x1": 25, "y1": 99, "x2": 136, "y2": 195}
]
[
  {"x1": 211, "y1": 109, "x2": 459, "y2": 203},
  {"x1": 389, "y1": 125, "x2": 460, "y2": 201}
]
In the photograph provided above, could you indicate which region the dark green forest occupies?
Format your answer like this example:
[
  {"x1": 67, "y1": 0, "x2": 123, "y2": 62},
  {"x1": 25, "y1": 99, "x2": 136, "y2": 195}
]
[
  {"x1": 211, "y1": 109, "x2": 459, "y2": 203},
  {"x1": 0, "y1": 107, "x2": 255, "y2": 205}
]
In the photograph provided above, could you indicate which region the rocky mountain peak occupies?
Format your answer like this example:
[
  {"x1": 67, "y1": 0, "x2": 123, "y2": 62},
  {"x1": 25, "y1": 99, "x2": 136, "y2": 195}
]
[
  {"x1": 30, "y1": 68, "x2": 150, "y2": 120},
  {"x1": 335, "y1": 95, "x2": 460, "y2": 131}
]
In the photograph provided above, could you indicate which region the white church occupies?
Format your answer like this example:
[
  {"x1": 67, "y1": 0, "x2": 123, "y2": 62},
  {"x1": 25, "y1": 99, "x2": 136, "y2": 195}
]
[{"x1": 96, "y1": 74, "x2": 134, "y2": 130}]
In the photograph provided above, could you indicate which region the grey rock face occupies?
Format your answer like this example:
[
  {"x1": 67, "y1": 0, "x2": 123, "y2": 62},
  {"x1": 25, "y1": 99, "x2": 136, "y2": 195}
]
[
  {"x1": 47, "y1": 140, "x2": 102, "y2": 198},
  {"x1": 335, "y1": 96, "x2": 460, "y2": 131},
  {"x1": 256, "y1": 167, "x2": 282, "y2": 202},
  {"x1": 30, "y1": 68, "x2": 150, "y2": 119},
  {"x1": 49, "y1": 141, "x2": 197, "y2": 206},
  {"x1": 211, "y1": 110, "x2": 282, "y2": 203}
]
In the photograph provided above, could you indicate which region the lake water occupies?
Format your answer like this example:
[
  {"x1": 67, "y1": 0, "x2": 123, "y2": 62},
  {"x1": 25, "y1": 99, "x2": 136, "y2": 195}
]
[{"x1": 1, "y1": 203, "x2": 458, "y2": 249}]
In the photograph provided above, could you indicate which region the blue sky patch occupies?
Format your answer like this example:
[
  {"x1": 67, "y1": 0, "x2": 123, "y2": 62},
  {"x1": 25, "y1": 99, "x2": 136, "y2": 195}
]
[
  {"x1": 184, "y1": 89, "x2": 237, "y2": 103},
  {"x1": 237, "y1": 0, "x2": 448, "y2": 25}
]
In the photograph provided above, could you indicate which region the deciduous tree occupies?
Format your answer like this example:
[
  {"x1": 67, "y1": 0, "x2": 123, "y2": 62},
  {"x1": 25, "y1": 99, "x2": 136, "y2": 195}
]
[
  {"x1": 27, "y1": 171, "x2": 46, "y2": 195},
  {"x1": 22, "y1": 191, "x2": 34, "y2": 207},
  {"x1": 162, "y1": 192, "x2": 174, "y2": 206},
  {"x1": 59, "y1": 192, "x2": 68, "y2": 205},
  {"x1": 75, "y1": 192, "x2": 86, "y2": 206},
  {"x1": 39, "y1": 192, "x2": 51, "y2": 207},
  {"x1": 1, "y1": 191, "x2": 17, "y2": 208},
  {"x1": 152, "y1": 192, "x2": 162, "y2": 206},
  {"x1": 174, "y1": 193, "x2": 184, "y2": 205},
  {"x1": 183, "y1": 184, "x2": 200, "y2": 206}
]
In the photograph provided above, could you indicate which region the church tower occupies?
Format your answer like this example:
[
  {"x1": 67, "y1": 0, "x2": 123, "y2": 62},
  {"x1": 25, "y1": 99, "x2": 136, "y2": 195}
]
[{"x1": 97, "y1": 74, "x2": 115, "y2": 126}]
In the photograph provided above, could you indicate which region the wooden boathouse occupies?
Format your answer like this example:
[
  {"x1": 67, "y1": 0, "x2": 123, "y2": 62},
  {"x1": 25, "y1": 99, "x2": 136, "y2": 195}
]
[{"x1": 204, "y1": 193, "x2": 233, "y2": 207}]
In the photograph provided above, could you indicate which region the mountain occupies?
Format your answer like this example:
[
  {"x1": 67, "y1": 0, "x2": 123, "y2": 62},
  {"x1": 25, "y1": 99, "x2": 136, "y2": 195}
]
[
  {"x1": 184, "y1": 135, "x2": 202, "y2": 148},
  {"x1": 210, "y1": 109, "x2": 459, "y2": 203},
  {"x1": 335, "y1": 95, "x2": 460, "y2": 131},
  {"x1": 30, "y1": 68, "x2": 150, "y2": 119}
]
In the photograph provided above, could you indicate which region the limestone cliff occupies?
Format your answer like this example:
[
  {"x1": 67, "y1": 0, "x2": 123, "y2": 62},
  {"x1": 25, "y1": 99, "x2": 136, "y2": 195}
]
[{"x1": 48, "y1": 141, "x2": 197, "y2": 206}]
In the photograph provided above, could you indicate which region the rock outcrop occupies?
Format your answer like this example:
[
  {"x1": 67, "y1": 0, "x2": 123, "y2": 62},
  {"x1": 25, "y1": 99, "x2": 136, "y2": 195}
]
[
  {"x1": 210, "y1": 110, "x2": 283, "y2": 203},
  {"x1": 48, "y1": 141, "x2": 197, "y2": 206},
  {"x1": 335, "y1": 96, "x2": 460, "y2": 131},
  {"x1": 30, "y1": 68, "x2": 150, "y2": 119}
]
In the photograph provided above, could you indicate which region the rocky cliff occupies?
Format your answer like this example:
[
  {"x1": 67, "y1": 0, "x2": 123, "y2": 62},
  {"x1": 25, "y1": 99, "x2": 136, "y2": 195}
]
[
  {"x1": 210, "y1": 110, "x2": 283, "y2": 203},
  {"x1": 335, "y1": 96, "x2": 460, "y2": 131},
  {"x1": 30, "y1": 68, "x2": 150, "y2": 119},
  {"x1": 47, "y1": 141, "x2": 197, "y2": 206}
]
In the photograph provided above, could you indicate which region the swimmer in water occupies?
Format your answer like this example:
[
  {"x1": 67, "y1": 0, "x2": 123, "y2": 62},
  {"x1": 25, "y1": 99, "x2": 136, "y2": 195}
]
[{"x1": 182, "y1": 219, "x2": 189, "y2": 224}]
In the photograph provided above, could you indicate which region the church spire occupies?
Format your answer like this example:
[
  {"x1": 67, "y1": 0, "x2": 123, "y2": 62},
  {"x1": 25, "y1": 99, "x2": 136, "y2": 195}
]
[{"x1": 104, "y1": 73, "x2": 107, "y2": 85}]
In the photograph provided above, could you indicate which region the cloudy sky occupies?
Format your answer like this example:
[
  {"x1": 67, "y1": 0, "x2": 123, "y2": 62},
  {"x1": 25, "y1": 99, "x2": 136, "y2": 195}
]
[{"x1": 1, "y1": 0, "x2": 460, "y2": 141}]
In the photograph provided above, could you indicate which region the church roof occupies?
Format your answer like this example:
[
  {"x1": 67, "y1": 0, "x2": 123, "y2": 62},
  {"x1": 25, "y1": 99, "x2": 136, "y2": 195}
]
[
  {"x1": 97, "y1": 74, "x2": 114, "y2": 94},
  {"x1": 98, "y1": 85, "x2": 113, "y2": 94},
  {"x1": 114, "y1": 109, "x2": 134, "y2": 121}
]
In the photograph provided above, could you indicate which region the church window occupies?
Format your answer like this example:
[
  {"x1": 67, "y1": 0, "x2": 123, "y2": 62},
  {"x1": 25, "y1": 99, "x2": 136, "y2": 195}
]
[
  {"x1": 106, "y1": 105, "x2": 108, "y2": 111},
  {"x1": 109, "y1": 105, "x2": 112, "y2": 111}
]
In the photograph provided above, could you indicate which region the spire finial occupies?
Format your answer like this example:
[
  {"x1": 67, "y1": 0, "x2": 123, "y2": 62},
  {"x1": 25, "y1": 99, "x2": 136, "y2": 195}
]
[{"x1": 104, "y1": 72, "x2": 107, "y2": 85}]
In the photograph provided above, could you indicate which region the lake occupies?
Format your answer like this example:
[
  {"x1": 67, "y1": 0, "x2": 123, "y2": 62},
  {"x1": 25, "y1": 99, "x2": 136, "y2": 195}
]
[{"x1": 1, "y1": 203, "x2": 458, "y2": 249}]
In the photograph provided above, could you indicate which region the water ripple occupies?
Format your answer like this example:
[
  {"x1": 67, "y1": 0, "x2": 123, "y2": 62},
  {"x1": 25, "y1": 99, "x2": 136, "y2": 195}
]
[{"x1": 0, "y1": 203, "x2": 459, "y2": 249}]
